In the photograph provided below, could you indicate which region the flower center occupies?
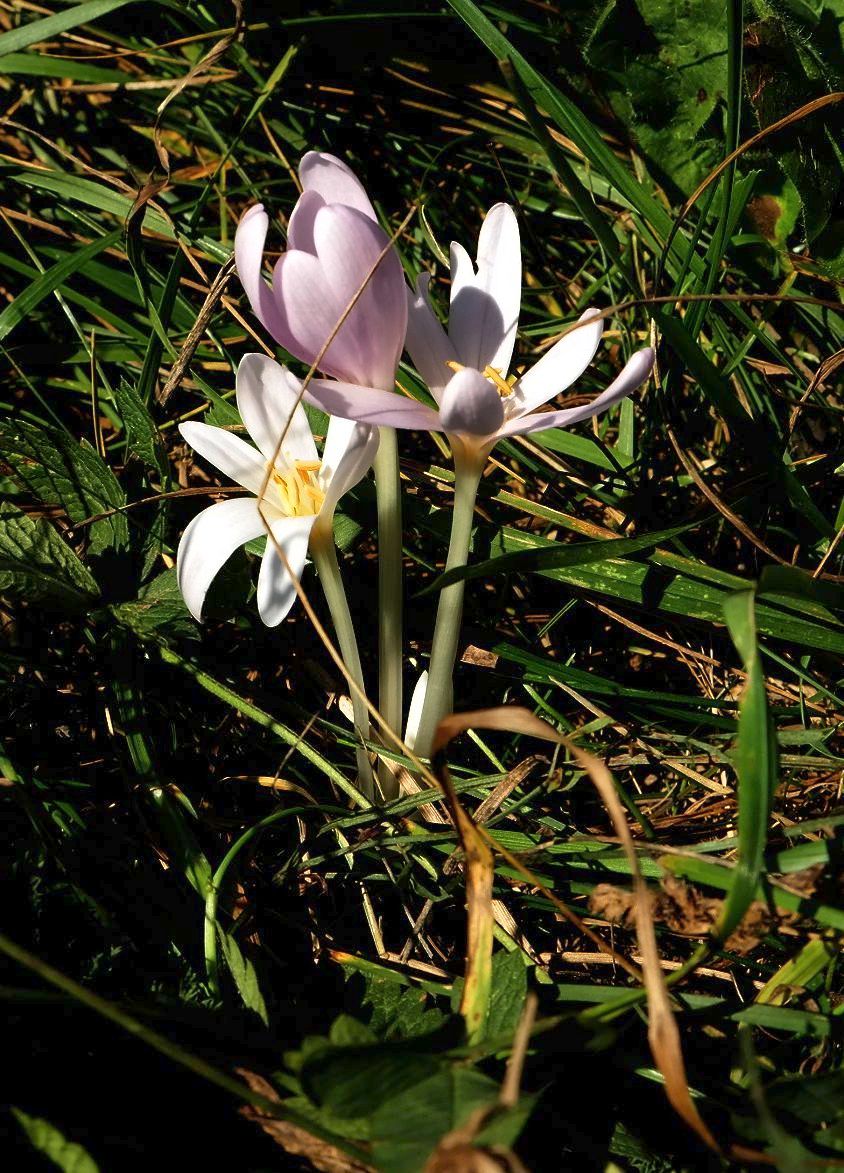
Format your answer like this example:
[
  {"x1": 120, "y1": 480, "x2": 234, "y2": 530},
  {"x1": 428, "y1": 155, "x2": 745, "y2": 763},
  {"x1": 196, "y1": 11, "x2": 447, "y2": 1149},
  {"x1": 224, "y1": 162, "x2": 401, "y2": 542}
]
[
  {"x1": 446, "y1": 360, "x2": 516, "y2": 398},
  {"x1": 271, "y1": 460, "x2": 325, "y2": 517}
]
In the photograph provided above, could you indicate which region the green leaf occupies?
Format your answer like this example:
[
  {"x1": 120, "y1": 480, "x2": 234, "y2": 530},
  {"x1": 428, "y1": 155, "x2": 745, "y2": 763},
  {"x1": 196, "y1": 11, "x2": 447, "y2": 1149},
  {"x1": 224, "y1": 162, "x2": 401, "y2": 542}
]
[
  {"x1": 113, "y1": 377, "x2": 167, "y2": 478},
  {"x1": 423, "y1": 523, "x2": 693, "y2": 595},
  {"x1": 12, "y1": 1108, "x2": 99, "y2": 1173},
  {"x1": 716, "y1": 589, "x2": 778, "y2": 941},
  {"x1": 485, "y1": 949, "x2": 528, "y2": 1041},
  {"x1": 217, "y1": 928, "x2": 269, "y2": 1027},
  {"x1": 369, "y1": 1067, "x2": 504, "y2": 1173},
  {"x1": 0, "y1": 0, "x2": 138, "y2": 58},
  {"x1": 0, "y1": 228, "x2": 122, "y2": 342},
  {"x1": 11, "y1": 172, "x2": 173, "y2": 238},
  {"x1": 0, "y1": 419, "x2": 128, "y2": 554},
  {"x1": 0, "y1": 502, "x2": 99, "y2": 608},
  {"x1": 586, "y1": 0, "x2": 729, "y2": 195},
  {"x1": 304, "y1": 1044, "x2": 441, "y2": 1122},
  {"x1": 0, "y1": 52, "x2": 128, "y2": 83},
  {"x1": 111, "y1": 568, "x2": 193, "y2": 642}
]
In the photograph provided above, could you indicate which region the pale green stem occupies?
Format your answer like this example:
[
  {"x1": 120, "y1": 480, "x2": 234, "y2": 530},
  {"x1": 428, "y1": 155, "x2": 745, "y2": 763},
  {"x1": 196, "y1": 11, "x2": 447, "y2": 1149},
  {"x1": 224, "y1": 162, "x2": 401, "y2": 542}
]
[
  {"x1": 311, "y1": 524, "x2": 374, "y2": 797},
  {"x1": 374, "y1": 428, "x2": 403, "y2": 799},
  {"x1": 412, "y1": 448, "x2": 484, "y2": 761}
]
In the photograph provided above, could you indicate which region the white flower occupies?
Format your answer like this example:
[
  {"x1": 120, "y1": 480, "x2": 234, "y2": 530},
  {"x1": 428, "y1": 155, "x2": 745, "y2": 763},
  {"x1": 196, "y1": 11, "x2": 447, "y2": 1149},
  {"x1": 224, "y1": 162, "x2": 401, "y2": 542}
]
[
  {"x1": 177, "y1": 354, "x2": 378, "y2": 627},
  {"x1": 302, "y1": 203, "x2": 654, "y2": 460}
]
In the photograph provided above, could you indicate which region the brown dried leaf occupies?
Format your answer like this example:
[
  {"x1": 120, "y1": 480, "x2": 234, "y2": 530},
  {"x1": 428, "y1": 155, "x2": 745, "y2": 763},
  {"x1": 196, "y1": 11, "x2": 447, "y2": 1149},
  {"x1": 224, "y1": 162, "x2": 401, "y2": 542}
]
[{"x1": 236, "y1": 1069, "x2": 372, "y2": 1173}]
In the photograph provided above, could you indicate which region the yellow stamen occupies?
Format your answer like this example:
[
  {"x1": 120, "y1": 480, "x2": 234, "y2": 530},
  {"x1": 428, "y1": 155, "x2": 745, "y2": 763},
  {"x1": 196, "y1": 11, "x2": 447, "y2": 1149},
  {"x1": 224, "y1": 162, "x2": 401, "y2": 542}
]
[
  {"x1": 271, "y1": 460, "x2": 325, "y2": 517},
  {"x1": 445, "y1": 358, "x2": 514, "y2": 399}
]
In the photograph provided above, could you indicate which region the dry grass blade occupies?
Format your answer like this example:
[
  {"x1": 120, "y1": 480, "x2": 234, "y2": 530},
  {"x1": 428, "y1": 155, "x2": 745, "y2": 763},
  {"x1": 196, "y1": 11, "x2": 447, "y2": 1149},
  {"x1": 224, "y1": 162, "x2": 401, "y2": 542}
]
[
  {"x1": 440, "y1": 707, "x2": 720, "y2": 1151},
  {"x1": 157, "y1": 257, "x2": 236, "y2": 404}
]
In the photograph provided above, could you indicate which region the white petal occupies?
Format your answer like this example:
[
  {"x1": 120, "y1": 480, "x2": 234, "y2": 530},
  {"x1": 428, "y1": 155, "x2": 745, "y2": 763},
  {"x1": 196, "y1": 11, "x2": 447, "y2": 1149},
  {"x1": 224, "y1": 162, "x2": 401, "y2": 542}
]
[
  {"x1": 404, "y1": 274, "x2": 458, "y2": 404},
  {"x1": 236, "y1": 354, "x2": 317, "y2": 466},
  {"x1": 510, "y1": 308, "x2": 603, "y2": 416},
  {"x1": 318, "y1": 417, "x2": 379, "y2": 517},
  {"x1": 439, "y1": 367, "x2": 504, "y2": 437},
  {"x1": 449, "y1": 203, "x2": 521, "y2": 375},
  {"x1": 257, "y1": 514, "x2": 317, "y2": 627},
  {"x1": 177, "y1": 497, "x2": 265, "y2": 622},
  {"x1": 500, "y1": 347, "x2": 655, "y2": 438},
  {"x1": 404, "y1": 671, "x2": 428, "y2": 751},
  {"x1": 179, "y1": 421, "x2": 267, "y2": 496}
]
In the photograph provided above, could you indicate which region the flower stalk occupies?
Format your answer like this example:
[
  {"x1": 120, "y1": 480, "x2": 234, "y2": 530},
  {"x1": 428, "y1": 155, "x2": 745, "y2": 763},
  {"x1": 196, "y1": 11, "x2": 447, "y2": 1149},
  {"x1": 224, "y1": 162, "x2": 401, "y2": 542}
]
[
  {"x1": 411, "y1": 445, "x2": 484, "y2": 760},
  {"x1": 374, "y1": 427, "x2": 403, "y2": 799},
  {"x1": 310, "y1": 521, "x2": 374, "y2": 796}
]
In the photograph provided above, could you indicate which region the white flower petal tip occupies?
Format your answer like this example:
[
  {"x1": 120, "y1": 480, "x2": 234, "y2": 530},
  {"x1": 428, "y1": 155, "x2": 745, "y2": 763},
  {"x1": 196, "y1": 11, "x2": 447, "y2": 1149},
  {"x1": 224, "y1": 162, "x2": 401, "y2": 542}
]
[
  {"x1": 319, "y1": 416, "x2": 380, "y2": 517},
  {"x1": 511, "y1": 306, "x2": 604, "y2": 416},
  {"x1": 235, "y1": 354, "x2": 317, "y2": 466},
  {"x1": 439, "y1": 368, "x2": 505, "y2": 436},
  {"x1": 449, "y1": 202, "x2": 521, "y2": 375},
  {"x1": 257, "y1": 515, "x2": 317, "y2": 627},
  {"x1": 178, "y1": 420, "x2": 268, "y2": 497},
  {"x1": 404, "y1": 671, "x2": 429, "y2": 752}
]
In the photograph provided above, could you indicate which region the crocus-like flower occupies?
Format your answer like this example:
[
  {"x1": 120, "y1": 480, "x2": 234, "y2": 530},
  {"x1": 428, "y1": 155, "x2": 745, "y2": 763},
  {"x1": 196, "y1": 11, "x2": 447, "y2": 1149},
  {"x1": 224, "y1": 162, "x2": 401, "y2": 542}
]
[
  {"x1": 301, "y1": 203, "x2": 655, "y2": 460},
  {"x1": 234, "y1": 152, "x2": 408, "y2": 392},
  {"x1": 177, "y1": 354, "x2": 378, "y2": 627}
]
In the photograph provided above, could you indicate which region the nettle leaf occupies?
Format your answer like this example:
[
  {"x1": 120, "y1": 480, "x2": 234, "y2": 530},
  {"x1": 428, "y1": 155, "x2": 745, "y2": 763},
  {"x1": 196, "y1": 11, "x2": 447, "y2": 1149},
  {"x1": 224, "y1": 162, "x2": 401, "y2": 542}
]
[
  {"x1": 369, "y1": 1067, "x2": 506, "y2": 1173},
  {"x1": 584, "y1": 0, "x2": 728, "y2": 194},
  {"x1": 0, "y1": 502, "x2": 99, "y2": 608},
  {"x1": 113, "y1": 378, "x2": 167, "y2": 478},
  {"x1": 12, "y1": 1107, "x2": 99, "y2": 1173},
  {"x1": 111, "y1": 568, "x2": 194, "y2": 642},
  {"x1": 0, "y1": 420, "x2": 128, "y2": 554},
  {"x1": 218, "y1": 928, "x2": 269, "y2": 1026}
]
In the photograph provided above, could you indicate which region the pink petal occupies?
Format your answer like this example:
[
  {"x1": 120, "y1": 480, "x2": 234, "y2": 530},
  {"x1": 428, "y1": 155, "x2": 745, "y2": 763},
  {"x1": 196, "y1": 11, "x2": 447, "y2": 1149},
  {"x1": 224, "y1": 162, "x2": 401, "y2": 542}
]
[
  {"x1": 312, "y1": 204, "x2": 407, "y2": 389},
  {"x1": 236, "y1": 354, "x2": 317, "y2": 466},
  {"x1": 405, "y1": 273, "x2": 457, "y2": 404},
  {"x1": 299, "y1": 151, "x2": 377, "y2": 220},
  {"x1": 177, "y1": 497, "x2": 266, "y2": 621},
  {"x1": 287, "y1": 189, "x2": 325, "y2": 253},
  {"x1": 438, "y1": 367, "x2": 504, "y2": 436},
  {"x1": 510, "y1": 308, "x2": 604, "y2": 415},
  {"x1": 500, "y1": 347, "x2": 655, "y2": 438},
  {"x1": 304, "y1": 379, "x2": 443, "y2": 431},
  {"x1": 449, "y1": 203, "x2": 521, "y2": 375},
  {"x1": 272, "y1": 249, "x2": 358, "y2": 381},
  {"x1": 234, "y1": 204, "x2": 287, "y2": 343},
  {"x1": 257, "y1": 514, "x2": 316, "y2": 627}
]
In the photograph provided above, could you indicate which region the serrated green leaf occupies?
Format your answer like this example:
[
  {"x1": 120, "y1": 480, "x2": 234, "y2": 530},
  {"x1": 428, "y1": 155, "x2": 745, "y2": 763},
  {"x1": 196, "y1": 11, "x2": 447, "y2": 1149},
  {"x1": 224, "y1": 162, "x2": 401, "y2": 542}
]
[
  {"x1": 218, "y1": 928, "x2": 269, "y2": 1026},
  {"x1": 12, "y1": 1108, "x2": 99, "y2": 1173},
  {"x1": 369, "y1": 1067, "x2": 504, "y2": 1173},
  {"x1": 113, "y1": 378, "x2": 167, "y2": 477},
  {"x1": 0, "y1": 502, "x2": 99, "y2": 608},
  {"x1": 0, "y1": 419, "x2": 128, "y2": 554},
  {"x1": 111, "y1": 568, "x2": 193, "y2": 641}
]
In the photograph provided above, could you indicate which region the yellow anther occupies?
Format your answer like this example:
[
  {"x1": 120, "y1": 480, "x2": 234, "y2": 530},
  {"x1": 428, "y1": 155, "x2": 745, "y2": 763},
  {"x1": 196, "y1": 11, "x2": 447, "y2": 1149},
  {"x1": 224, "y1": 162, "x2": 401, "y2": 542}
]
[
  {"x1": 271, "y1": 460, "x2": 325, "y2": 518},
  {"x1": 445, "y1": 360, "x2": 464, "y2": 374},
  {"x1": 483, "y1": 365, "x2": 514, "y2": 398}
]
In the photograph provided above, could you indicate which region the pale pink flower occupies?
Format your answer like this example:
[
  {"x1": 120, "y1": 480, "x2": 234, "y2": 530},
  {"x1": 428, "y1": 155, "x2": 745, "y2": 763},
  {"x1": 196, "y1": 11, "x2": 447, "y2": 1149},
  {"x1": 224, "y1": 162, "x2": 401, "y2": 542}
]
[{"x1": 234, "y1": 152, "x2": 407, "y2": 392}]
